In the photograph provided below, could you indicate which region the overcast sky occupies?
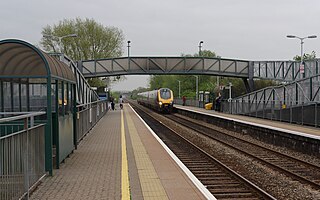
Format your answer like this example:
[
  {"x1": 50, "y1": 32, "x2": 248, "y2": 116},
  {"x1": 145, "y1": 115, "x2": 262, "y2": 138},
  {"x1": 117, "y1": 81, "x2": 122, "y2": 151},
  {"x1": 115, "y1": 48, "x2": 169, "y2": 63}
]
[{"x1": 1, "y1": 0, "x2": 320, "y2": 90}]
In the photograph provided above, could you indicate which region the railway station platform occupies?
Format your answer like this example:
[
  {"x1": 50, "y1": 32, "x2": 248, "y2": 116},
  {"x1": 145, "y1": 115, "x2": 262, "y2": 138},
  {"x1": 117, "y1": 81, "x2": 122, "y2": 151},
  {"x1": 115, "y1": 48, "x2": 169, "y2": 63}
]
[
  {"x1": 30, "y1": 104, "x2": 209, "y2": 200},
  {"x1": 174, "y1": 104, "x2": 320, "y2": 158},
  {"x1": 174, "y1": 105, "x2": 320, "y2": 138}
]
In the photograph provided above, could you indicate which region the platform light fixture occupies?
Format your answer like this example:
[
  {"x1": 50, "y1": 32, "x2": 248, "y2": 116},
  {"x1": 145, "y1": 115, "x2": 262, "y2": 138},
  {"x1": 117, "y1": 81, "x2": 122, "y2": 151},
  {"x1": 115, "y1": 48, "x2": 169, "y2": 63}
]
[
  {"x1": 127, "y1": 41, "x2": 131, "y2": 57},
  {"x1": 198, "y1": 41, "x2": 203, "y2": 56},
  {"x1": 286, "y1": 34, "x2": 317, "y2": 75}
]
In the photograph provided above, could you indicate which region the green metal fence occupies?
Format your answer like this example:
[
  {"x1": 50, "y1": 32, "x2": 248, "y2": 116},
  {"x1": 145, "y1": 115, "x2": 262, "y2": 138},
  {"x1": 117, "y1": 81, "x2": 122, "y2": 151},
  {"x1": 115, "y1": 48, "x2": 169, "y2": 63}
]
[
  {"x1": 0, "y1": 112, "x2": 46, "y2": 200},
  {"x1": 76, "y1": 100, "x2": 108, "y2": 144}
]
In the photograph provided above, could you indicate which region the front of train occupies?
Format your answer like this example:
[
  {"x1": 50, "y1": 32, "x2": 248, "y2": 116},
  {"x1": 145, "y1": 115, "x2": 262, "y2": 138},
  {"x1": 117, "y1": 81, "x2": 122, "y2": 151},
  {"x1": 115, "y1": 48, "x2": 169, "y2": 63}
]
[{"x1": 157, "y1": 88, "x2": 174, "y2": 113}]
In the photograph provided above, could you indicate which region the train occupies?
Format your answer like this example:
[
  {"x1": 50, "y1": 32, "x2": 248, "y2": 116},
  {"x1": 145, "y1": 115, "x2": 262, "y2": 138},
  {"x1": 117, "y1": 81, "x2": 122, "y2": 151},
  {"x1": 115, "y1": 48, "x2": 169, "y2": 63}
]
[{"x1": 137, "y1": 88, "x2": 174, "y2": 113}]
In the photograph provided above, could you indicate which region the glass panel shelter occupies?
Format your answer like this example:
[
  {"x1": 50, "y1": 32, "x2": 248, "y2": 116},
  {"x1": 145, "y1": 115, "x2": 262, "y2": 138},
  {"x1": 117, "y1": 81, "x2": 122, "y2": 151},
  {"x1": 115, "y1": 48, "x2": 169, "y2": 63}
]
[{"x1": 0, "y1": 39, "x2": 77, "y2": 175}]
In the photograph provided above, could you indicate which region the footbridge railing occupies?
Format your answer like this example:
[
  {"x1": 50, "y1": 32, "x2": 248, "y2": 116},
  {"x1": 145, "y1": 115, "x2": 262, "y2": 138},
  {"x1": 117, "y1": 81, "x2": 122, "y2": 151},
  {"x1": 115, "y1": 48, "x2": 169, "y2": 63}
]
[
  {"x1": 222, "y1": 74, "x2": 320, "y2": 127},
  {"x1": 50, "y1": 53, "x2": 100, "y2": 105},
  {"x1": 253, "y1": 59, "x2": 320, "y2": 81}
]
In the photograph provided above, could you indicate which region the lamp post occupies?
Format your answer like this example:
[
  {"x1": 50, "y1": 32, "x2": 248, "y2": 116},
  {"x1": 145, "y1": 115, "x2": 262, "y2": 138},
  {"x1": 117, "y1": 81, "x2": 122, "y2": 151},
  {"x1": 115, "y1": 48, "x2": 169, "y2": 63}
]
[
  {"x1": 127, "y1": 40, "x2": 131, "y2": 70},
  {"x1": 198, "y1": 41, "x2": 203, "y2": 56},
  {"x1": 177, "y1": 80, "x2": 181, "y2": 98},
  {"x1": 286, "y1": 34, "x2": 317, "y2": 75},
  {"x1": 127, "y1": 41, "x2": 131, "y2": 57}
]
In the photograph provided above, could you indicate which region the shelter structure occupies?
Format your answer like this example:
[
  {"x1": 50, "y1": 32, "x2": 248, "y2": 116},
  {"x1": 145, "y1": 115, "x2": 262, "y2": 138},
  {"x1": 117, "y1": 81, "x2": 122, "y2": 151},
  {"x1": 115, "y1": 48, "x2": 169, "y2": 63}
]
[{"x1": 0, "y1": 39, "x2": 77, "y2": 174}]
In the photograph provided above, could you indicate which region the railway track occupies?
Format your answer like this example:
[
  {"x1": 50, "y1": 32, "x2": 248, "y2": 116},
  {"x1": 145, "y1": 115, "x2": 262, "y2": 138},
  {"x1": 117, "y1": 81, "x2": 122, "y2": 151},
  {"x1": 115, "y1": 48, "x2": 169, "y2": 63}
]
[
  {"x1": 165, "y1": 113, "x2": 320, "y2": 190},
  {"x1": 130, "y1": 102, "x2": 276, "y2": 199}
]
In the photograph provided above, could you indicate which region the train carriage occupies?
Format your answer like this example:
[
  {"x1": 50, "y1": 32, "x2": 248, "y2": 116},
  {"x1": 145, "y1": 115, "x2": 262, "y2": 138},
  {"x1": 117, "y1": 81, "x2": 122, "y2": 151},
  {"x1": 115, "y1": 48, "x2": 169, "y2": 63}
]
[{"x1": 137, "y1": 88, "x2": 174, "y2": 113}]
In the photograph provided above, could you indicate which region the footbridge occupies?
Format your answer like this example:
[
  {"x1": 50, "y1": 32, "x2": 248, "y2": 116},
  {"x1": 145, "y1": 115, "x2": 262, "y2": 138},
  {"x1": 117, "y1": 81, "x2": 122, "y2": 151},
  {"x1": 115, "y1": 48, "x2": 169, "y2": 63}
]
[{"x1": 79, "y1": 57, "x2": 320, "y2": 83}]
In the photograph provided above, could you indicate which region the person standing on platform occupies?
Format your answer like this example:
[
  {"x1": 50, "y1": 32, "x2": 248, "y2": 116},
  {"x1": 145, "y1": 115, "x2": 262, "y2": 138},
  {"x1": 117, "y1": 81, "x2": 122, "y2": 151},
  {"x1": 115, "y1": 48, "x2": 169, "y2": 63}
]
[
  {"x1": 215, "y1": 93, "x2": 221, "y2": 111},
  {"x1": 111, "y1": 100, "x2": 115, "y2": 110},
  {"x1": 119, "y1": 95, "x2": 123, "y2": 109},
  {"x1": 182, "y1": 96, "x2": 186, "y2": 106},
  {"x1": 110, "y1": 96, "x2": 115, "y2": 110}
]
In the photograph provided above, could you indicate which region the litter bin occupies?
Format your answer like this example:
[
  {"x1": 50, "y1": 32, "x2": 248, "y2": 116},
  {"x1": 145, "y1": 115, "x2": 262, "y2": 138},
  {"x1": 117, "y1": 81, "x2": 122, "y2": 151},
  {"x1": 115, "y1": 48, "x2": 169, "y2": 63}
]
[{"x1": 205, "y1": 103, "x2": 213, "y2": 110}]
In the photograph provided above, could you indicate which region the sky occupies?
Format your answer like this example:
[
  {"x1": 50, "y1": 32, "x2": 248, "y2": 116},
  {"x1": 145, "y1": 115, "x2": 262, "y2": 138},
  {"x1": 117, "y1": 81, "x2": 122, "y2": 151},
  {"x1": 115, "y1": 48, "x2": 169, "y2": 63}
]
[{"x1": 1, "y1": 0, "x2": 320, "y2": 91}]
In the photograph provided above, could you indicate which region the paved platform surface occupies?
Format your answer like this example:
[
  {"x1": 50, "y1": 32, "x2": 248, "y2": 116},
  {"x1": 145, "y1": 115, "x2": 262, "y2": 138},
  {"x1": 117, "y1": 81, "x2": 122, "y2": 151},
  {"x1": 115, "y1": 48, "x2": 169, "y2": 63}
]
[
  {"x1": 30, "y1": 104, "x2": 207, "y2": 200},
  {"x1": 175, "y1": 105, "x2": 320, "y2": 137}
]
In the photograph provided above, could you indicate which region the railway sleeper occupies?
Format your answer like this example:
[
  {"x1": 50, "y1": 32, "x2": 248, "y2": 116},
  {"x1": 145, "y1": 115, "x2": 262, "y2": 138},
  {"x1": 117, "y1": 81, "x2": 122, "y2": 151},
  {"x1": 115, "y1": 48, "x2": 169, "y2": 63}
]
[{"x1": 210, "y1": 191, "x2": 256, "y2": 199}]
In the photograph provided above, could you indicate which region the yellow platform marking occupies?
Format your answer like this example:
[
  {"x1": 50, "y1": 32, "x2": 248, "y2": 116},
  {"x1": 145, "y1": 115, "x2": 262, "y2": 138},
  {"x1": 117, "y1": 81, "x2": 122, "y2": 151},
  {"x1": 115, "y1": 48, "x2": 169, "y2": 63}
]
[
  {"x1": 121, "y1": 110, "x2": 130, "y2": 200},
  {"x1": 124, "y1": 107, "x2": 168, "y2": 200}
]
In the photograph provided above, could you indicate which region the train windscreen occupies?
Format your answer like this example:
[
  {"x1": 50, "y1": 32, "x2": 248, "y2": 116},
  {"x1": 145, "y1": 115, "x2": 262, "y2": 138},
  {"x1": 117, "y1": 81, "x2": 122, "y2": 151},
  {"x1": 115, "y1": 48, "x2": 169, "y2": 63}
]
[{"x1": 159, "y1": 89, "x2": 171, "y2": 99}]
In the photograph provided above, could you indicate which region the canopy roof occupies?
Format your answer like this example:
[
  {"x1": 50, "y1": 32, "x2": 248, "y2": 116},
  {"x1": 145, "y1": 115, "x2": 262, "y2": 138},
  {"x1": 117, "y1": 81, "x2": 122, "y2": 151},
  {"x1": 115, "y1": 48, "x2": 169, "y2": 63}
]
[{"x1": 0, "y1": 39, "x2": 76, "y2": 83}]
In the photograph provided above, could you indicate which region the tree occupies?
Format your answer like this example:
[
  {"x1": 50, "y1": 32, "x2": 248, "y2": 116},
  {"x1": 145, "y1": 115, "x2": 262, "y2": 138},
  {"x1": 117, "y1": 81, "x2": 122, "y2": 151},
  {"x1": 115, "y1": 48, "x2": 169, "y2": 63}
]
[
  {"x1": 40, "y1": 18, "x2": 125, "y2": 88},
  {"x1": 129, "y1": 87, "x2": 150, "y2": 99},
  {"x1": 149, "y1": 50, "x2": 221, "y2": 98},
  {"x1": 41, "y1": 18, "x2": 124, "y2": 61},
  {"x1": 148, "y1": 49, "x2": 279, "y2": 100},
  {"x1": 196, "y1": 49, "x2": 219, "y2": 57},
  {"x1": 293, "y1": 51, "x2": 316, "y2": 61}
]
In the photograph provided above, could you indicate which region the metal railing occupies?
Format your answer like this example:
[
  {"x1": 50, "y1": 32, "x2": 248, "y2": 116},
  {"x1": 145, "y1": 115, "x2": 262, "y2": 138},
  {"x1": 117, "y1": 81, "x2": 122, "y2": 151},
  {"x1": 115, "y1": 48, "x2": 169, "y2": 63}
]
[
  {"x1": 224, "y1": 74, "x2": 320, "y2": 127},
  {"x1": 76, "y1": 100, "x2": 108, "y2": 144},
  {"x1": 222, "y1": 100, "x2": 320, "y2": 127},
  {"x1": 174, "y1": 98, "x2": 199, "y2": 107},
  {"x1": 253, "y1": 59, "x2": 320, "y2": 81},
  {"x1": 0, "y1": 112, "x2": 46, "y2": 200}
]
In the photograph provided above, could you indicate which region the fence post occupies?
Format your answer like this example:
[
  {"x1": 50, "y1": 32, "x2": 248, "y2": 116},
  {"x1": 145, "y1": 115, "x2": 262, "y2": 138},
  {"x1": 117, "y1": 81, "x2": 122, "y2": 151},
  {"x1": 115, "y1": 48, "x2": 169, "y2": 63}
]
[
  {"x1": 23, "y1": 117, "x2": 30, "y2": 200},
  {"x1": 315, "y1": 103, "x2": 318, "y2": 127},
  {"x1": 290, "y1": 101, "x2": 292, "y2": 124},
  {"x1": 279, "y1": 101, "x2": 282, "y2": 122},
  {"x1": 301, "y1": 103, "x2": 304, "y2": 125}
]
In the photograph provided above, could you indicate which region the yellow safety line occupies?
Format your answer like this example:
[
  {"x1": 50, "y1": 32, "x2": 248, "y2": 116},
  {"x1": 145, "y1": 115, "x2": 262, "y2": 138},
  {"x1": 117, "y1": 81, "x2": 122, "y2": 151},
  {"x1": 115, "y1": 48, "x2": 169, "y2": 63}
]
[
  {"x1": 121, "y1": 110, "x2": 130, "y2": 200},
  {"x1": 125, "y1": 107, "x2": 168, "y2": 199}
]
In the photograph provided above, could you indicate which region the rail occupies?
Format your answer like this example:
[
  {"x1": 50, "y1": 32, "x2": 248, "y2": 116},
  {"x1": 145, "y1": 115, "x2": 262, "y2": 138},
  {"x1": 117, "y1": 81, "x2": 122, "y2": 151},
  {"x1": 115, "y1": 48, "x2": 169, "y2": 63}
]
[{"x1": 0, "y1": 112, "x2": 46, "y2": 200}]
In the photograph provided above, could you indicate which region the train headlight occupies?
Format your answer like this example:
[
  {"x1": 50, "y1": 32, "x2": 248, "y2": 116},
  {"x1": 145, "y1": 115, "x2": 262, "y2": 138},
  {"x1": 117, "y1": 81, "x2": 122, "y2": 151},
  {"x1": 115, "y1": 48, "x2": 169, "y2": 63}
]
[{"x1": 159, "y1": 101, "x2": 163, "y2": 106}]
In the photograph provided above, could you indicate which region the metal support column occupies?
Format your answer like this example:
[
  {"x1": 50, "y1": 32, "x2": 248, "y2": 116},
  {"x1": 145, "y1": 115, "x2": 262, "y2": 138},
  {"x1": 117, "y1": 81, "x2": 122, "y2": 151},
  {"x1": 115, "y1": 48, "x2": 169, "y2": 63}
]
[
  {"x1": 247, "y1": 61, "x2": 255, "y2": 92},
  {"x1": 45, "y1": 77, "x2": 53, "y2": 176},
  {"x1": 77, "y1": 60, "x2": 83, "y2": 73}
]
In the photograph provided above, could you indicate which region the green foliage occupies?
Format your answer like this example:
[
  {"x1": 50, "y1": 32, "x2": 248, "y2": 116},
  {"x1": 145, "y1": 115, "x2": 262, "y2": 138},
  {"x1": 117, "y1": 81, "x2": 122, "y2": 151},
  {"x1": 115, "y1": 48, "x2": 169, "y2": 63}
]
[
  {"x1": 148, "y1": 49, "x2": 279, "y2": 100},
  {"x1": 129, "y1": 87, "x2": 150, "y2": 99},
  {"x1": 149, "y1": 74, "x2": 220, "y2": 98},
  {"x1": 181, "y1": 49, "x2": 219, "y2": 58},
  {"x1": 110, "y1": 91, "x2": 121, "y2": 102},
  {"x1": 196, "y1": 49, "x2": 219, "y2": 57},
  {"x1": 150, "y1": 50, "x2": 223, "y2": 99},
  {"x1": 40, "y1": 18, "x2": 124, "y2": 60},
  {"x1": 87, "y1": 78, "x2": 105, "y2": 88},
  {"x1": 254, "y1": 79, "x2": 278, "y2": 90},
  {"x1": 293, "y1": 51, "x2": 316, "y2": 61}
]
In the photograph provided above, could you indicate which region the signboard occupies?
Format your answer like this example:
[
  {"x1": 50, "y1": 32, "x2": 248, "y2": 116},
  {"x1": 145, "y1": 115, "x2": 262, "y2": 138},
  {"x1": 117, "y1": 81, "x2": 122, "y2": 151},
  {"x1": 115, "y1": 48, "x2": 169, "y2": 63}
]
[{"x1": 300, "y1": 64, "x2": 305, "y2": 74}]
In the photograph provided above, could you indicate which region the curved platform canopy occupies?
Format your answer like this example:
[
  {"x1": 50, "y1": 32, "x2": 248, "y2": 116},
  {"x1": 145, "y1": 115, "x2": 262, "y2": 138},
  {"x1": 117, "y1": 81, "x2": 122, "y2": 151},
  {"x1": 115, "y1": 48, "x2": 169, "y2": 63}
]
[{"x1": 0, "y1": 39, "x2": 75, "y2": 83}]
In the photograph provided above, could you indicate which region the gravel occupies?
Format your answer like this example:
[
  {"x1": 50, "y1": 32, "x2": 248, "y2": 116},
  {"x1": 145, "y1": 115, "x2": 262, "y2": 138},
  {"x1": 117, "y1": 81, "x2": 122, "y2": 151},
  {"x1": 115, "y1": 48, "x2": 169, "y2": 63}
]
[{"x1": 153, "y1": 112, "x2": 320, "y2": 200}]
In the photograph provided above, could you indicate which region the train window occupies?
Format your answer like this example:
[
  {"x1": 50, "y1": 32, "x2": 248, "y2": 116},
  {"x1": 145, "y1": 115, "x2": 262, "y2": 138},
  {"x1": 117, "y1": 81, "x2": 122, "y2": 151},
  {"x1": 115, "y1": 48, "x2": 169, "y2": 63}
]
[{"x1": 160, "y1": 89, "x2": 171, "y2": 99}]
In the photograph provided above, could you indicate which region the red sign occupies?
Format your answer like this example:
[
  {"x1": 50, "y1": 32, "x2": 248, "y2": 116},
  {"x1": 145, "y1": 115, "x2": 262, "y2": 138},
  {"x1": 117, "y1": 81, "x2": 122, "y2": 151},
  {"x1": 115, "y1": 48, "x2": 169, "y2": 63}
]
[{"x1": 300, "y1": 64, "x2": 304, "y2": 74}]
